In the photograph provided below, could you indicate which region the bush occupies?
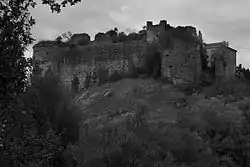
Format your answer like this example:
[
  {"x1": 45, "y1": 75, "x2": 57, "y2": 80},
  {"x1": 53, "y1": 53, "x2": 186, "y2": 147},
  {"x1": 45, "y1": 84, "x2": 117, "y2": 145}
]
[
  {"x1": 4, "y1": 65, "x2": 250, "y2": 167},
  {"x1": 67, "y1": 99, "x2": 250, "y2": 167},
  {"x1": 211, "y1": 80, "x2": 250, "y2": 98},
  {"x1": 126, "y1": 63, "x2": 139, "y2": 79},
  {"x1": 108, "y1": 71, "x2": 123, "y2": 82},
  {"x1": 1, "y1": 73, "x2": 81, "y2": 166},
  {"x1": 175, "y1": 83, "x2": 201, "y2": 95},
  {"x1": 97, "y1": 67, "x2": 109, "y2": 86},
  {"x1": 178, "y1": 108, "x2": 250, "y2": 167},
  {"x1": 143, "y1": 44, "x2": 162, "y2": 78}
]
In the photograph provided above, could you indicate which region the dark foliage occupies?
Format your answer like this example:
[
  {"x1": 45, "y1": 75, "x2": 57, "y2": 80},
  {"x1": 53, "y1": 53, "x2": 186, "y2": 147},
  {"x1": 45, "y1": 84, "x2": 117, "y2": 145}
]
[
  {"x1": 143, "y1": 44, "x2": 162, "y2": 79},
  {"x1": 71, "y1": 100, "x2": 250, "y2": 167},
  {"x1": 71, "y1": 74, "x2": 80, "y2": 93},
  {"x1": 0, "y1": 0, "x2": 35, "y2": 100},
  {"x1": 236, "y1": 64, "x2": 250, "y2": 84},
  {"x1": 0, "y1": 1, "x2": 83, "y2": 166},
  {"x1": 118, "y1": 32, "x2": 127, "y2": 42},
  {"x1": 84, "y1": 72, "x2": 91, "y2": 89},
  {"x1": 95, "y1": 28, "x2": 145, "y2": 43},
  {"x1": 3, "y1": 1, "x2": 250, "y2": 167},
  {"x1": 170, "y1": 26, "x2": 200, "y2": 44},
  {"x1": 97, "y1": 67, "x2": 109, "y2": 86},
  {"x1": 108, "y1": 71, "x2": 123, "y2": 82},
  {"x1": 106, "y1": 28, "x2": 119, "y2": 43}
]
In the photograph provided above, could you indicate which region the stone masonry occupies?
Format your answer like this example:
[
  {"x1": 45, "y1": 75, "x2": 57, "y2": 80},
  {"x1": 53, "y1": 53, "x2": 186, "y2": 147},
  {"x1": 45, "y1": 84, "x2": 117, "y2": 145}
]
[
  {"x1": 146, "y1": 20, "x2": 201, "y2": 84},
  {"x1": 33, "y1": 20, "x2": 237, "y2": 90},
  {"x1": 206, "y1": 42, "x2": 237, "y2": 80},
  {"x1": 33, "y1": 40, "x2": 145, "y2": 90}
]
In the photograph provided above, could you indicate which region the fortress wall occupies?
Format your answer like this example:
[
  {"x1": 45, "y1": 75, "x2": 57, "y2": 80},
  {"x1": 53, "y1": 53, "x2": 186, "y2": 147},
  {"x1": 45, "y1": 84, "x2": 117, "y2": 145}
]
[
  {"x1": 33, "y1": 19, "x2": 202, "y2": 89},
  {"x1": 161, "y1": 40, "x2": 201, "y2": 84},
  {"x1": 34, "y1": 40, "x2": 145, "y2": 90}
]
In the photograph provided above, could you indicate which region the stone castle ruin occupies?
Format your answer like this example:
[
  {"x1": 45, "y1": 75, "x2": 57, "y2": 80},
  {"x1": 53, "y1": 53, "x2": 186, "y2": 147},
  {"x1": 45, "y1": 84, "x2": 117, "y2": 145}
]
[
  {"x1": 205, "y1": 42, "x2": 237, "y2": 80},
  {"x1": 33, "y1": 20, "x2": 237, "y2": 90}
]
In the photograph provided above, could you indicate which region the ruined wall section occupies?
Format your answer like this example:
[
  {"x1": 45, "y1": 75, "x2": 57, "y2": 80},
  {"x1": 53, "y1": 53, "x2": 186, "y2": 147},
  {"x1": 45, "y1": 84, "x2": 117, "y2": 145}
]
[
  {"x1": 33, "y1": 40, "x2": 145, "y2": 90},
  {"x1": 161, "y1": 39, "x2": 201, "y2": 84},
  {"x1": 94, "y1": 40, "x2": 145, "y2": 73},
  {"x1": 146, "y1": 20, "x2": 201, "y2": 84},
  {"x1": 222, "y1": 47, "x2": 236, "y2": 80},
  {"x1": 206, "y1": 45, "x2": 236, "y2": 80},
  {"x1": 34, "y1": 20, "x2": 204, "y2": 89},
  {"x1": 33, "y1": 45, "x2": 71, "y2": 76}
]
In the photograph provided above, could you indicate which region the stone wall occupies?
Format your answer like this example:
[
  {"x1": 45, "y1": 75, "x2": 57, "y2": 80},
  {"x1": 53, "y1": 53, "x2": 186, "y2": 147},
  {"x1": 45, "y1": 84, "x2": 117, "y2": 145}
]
[
  {"x1": 161, "y1": 41, "x2": 201, "y2": 84},
  {"x1": 206, "y1": 45, "x2": 237, "y2": 80},
  {"x1": 33, "y1": 20, "x2": 203, "y2": 90},
  {"x1": 146, "y1": 20, "x2": 201, "y2": 84},
  {"x1": 223, "y1": 47, "x2": 237, "y2": 80},
  {"x1": 33, "y1": 40, "x2": 145, "y2": 90}
]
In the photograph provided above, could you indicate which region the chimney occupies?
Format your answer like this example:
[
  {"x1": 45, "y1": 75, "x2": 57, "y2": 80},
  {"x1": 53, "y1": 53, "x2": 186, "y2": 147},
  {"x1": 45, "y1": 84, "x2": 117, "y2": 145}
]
[
  {"x1": 146, "y1": 21, "x2": 153, "y2": 30},
  {"x1": 159, "y1": 20, "x2": 167, "y2": 29}
]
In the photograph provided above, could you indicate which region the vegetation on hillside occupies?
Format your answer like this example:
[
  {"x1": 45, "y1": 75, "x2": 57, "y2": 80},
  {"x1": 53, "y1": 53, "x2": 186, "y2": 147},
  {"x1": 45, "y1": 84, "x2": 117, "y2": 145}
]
[
  {"x1": 70, "y1": 105, "x2": 250, "y2": 167},
  {"x1": 0, "y1": 0, "x2": 82, "y2": 166},
  {"x1": 3, "y1": 0, "x2": 250, "y2": 167},
  {"x1": 236, "y1": 64, "x2": 250, "y2": 84}
]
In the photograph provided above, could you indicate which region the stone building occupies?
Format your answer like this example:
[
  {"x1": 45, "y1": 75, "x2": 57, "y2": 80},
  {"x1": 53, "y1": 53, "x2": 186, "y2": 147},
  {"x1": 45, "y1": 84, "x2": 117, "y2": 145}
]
[
  {"x1": 33, "y1": 20, "x2": 237, "y2": 89},
  {"x1": 205, "y1": 42, "x2": 237, "y2": 80},
  {"x1": 146, "y1": 20, "x2": 202, "y2": 84}
]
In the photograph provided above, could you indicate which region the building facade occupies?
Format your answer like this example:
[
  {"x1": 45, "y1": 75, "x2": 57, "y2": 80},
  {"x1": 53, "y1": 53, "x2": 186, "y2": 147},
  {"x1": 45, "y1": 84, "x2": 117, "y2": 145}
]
[{"x1": 205, "y1": 42, "x2": 237, "y2": 80}]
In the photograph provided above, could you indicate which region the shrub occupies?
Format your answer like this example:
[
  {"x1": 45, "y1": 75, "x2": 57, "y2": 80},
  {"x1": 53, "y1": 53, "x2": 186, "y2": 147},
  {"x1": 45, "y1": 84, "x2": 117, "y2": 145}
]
[
  {"x1": 97, "y1": 67, "x2": 109, "y2": 86},
  {"x1": 136, "y1": 66, "x2": 148, "y2": 75},
  {"x1": 175, "y1": 83, "x2": 201, "y2": 95},
  {"x1": 178, "y1": 108, "x2": 250, "y2": 167},
  {"x1": 127, "y1": 62, "x2": 139, "y2": 78},
  {"x1": 212, "y1": 80, "x2": 250, "y2": 99},
  {"x1": 108, "y1": 71, "x2": 123, "y2": 82},
  {"x1": 143, "y1": 44, "x2": 162, "y2": 78},
  {"x1": 1, "y1": 73, "x2": 81, "y2": 166},
  {"x1": 70, "y1": 104, "x2": 244, "y2": 167},
  {"x1": 70, "y1": 101, "x2": 250, "y2": 167}
]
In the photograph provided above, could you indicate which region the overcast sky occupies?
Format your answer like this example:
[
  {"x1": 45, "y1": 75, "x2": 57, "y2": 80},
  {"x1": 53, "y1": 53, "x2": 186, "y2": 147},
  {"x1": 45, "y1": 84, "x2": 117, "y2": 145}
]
[{"x1": 28, "y1": 0, "x2": 250, "y2": 68}]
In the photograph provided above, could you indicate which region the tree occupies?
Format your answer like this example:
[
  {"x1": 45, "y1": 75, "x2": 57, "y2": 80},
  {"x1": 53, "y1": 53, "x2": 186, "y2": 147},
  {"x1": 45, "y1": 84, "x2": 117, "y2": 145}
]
[
  {"x1": 55, "y1": 31, "x2": 73, "y2": 42},
  {"x1": 70, "y1": 33, "x2": 90, "y2": 45},
  {"x1": 106, "y1": 28, "x2": 118, "y2": 43},
  {"x1": 55, "y1": 35, "x2": 63, "y2": 42},
  {"x1": 0, "y1": 0, "x2": 34, "y2": 100},
  {"x1": 0, "y1": 1, "x2": 83, "y2": 166},
  {"x1": 118, "y1": 32, "x2": 127, "y2": 42},
  {"x1": 222, "y1": 41, "x2": 229, "y2": 47},
  {"x1": 0, "y1": 0, "x2": 82, "y2": 101},
  {"x1": 127, "y1": 32, "x2": 141, "y2": 41}
]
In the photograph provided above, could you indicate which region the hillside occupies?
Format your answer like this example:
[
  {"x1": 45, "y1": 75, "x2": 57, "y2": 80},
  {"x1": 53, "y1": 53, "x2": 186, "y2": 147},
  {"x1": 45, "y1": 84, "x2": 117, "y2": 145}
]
[{"x1": 66, "y1": 77, "x2": 250, "y2": 167}]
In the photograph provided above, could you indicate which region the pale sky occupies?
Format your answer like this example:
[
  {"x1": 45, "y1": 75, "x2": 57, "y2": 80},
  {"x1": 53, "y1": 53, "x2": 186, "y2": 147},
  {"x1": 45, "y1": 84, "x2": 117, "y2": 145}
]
[{"x1": 27, "y1": 0, "x2": 250, "y2": 68}]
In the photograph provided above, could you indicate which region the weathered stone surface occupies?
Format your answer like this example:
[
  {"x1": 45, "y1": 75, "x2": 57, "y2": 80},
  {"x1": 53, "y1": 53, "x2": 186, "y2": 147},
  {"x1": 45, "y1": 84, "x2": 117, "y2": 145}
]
[
  {"x1": 206, "y1": 42, "x2": 237, "y2": 80},
  {"x1": 33, "y1": 20, "x2": 204, "y2": 90}
]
